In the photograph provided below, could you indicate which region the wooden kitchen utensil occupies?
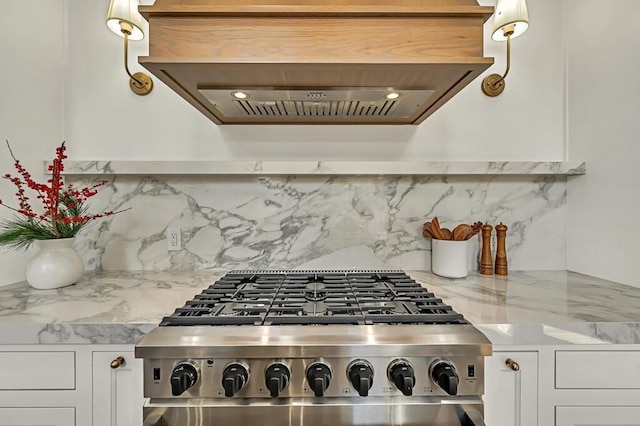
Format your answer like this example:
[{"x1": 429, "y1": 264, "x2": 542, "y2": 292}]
[
  {"x1": 495, "y1": 223, "x2": 508, "y2": 275},
  {"x1": 431, "y1": 217, "x2": 446, "y2": 240},
  {"x1": 480, "y1": 223, "x2": 494, "y2": 275},
  {"x1": 424, "y1": 219, "x2": 482, "y2": 241},
  {"x1": 470, "y1": 221, "x2": 483, "y2": 236},
  {"x1": 423, "y1": 222, "x2": 435, "y2": 238},
  {"x1": 440, "y1": 227, "x2": 452, "y2": 240},
  {"x1": 452, "y1": 224, "x2": 472, "y2": 241}
]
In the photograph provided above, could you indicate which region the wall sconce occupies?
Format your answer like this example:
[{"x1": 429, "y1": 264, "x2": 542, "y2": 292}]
[
  {"x1": 106, "y1": 0, "x2": 153, "y2": 96},
  {"x1": 481, "y1": 0, "x2": 529, "y2": 97}
]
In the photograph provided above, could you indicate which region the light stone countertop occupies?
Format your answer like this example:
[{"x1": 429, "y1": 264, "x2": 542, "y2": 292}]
[
  {"x1": 0, "y1": 270, "x2": 638, "y2": 346},
  {"x1": 409, "y1": 271, "x2": 640, "y2": 346}
]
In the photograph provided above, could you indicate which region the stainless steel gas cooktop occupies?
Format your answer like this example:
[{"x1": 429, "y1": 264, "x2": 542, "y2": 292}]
[{"x1": 136, "y1": 270, "x2": 492, "y2": 426}]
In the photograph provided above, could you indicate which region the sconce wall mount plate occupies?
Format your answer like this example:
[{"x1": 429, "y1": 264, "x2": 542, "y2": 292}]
[
  {"x1": 129, "y1": 72, "x2": 153, "y2": 95},
  {"x1": 481, "y1": 73, "x2": 505, "y2": 97}
]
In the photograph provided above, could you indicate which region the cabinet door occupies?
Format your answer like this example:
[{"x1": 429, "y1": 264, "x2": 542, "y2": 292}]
[
  {"x1": 92, "y1": 352, "x2": 143, "y2": 426},
  {"x1": 0, "y1": 408, "x2": 74, "y2": 426},
  {"x1": 556, "y1": 406, "x2": 640, "y2": 425},
  {"x1": 484, "y1": 351, "x2": 538, "y2": 426}
]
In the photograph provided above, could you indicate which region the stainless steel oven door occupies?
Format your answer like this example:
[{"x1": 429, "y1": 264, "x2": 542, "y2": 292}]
[{"x1": 142, "y1": 397, "x2": 486, "y2": 426}]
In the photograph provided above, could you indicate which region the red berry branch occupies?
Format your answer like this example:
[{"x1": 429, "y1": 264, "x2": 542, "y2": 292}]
[{"x1": 0, "y1": 140, "x2": 129, "y2": 250}]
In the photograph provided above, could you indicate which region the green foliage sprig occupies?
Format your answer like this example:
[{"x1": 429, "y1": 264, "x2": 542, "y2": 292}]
[{"x1": 0, "y1": 140, "x2": 128, "y2": 250}]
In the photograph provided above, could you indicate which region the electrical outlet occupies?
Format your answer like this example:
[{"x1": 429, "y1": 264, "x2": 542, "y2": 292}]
[{"x1": 167, "y1": 228, "x2": 181, "y2": 251}]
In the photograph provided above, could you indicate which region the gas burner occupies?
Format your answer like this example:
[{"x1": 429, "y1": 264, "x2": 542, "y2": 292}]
[
  {"x1": 160, "y1": 271, "x2": 467, "y2": 326},
  {"x1": 304, "y1": 282, "x2": 327, "y2": 302},
  {"x1": 301, "y1": 302, "x2": 328, "y2": 315},
  {"x1": 360, "y1": 301, "x2": 415, "y2": 315}
]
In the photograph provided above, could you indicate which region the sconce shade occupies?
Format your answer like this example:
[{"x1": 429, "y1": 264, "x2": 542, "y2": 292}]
[
  {"x1": 491, "y1": 0, "x2": 529, "y2": 41},
  {"x1": 107, "y1": 0, "x2": 145, "y2": 40}
]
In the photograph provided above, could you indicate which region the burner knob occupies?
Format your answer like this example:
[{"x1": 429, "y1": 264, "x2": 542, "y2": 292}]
[
  {"x1": 170, "y1": 362, "x2": 199, "y2": 396},
  {"x1": 388, "y1": 360, "x2": 415, "y2": 396},
  {"x1": 222, "y1": 363, "x2": 249, "y2": 397},
  {"x1": 347, "y1": 360, "x2": 374, "y2": 397},
  {"x1": 265, "y1": 362, "x2": 291, "y2": 398},
  {"x1": 306, "y1": 361, "x2": 332, "y2": 397},
  {"x1": 430, "y1": 361, "x2": 459, "y2": 396}
]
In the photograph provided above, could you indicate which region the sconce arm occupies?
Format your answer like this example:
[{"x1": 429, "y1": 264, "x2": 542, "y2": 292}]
[
  {"x1": 491, "y1": 35, "x2": 511, "y2": 88},
  {"x1": 481, "y1": 28, "x2": 515, "y2": 97},
  {"x1": 123, "y1": 33, "x2": 145, "y2": 88},
  {"x1": 118, "y1": 21, "x2": 153, "y2": 96}
]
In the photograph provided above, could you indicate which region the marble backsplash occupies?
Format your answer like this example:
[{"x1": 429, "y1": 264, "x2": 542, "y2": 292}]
[{"x1": 70, "y1": 175, "x2": 567, "y2": 271}]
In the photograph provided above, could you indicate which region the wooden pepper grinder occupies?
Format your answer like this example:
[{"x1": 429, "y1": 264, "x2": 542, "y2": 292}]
[
  {"x1": 480, "y1": 224, "x2": 493, "y2": 275},
  {"x1": 495, "y1": 222, "x2": 508, "y2": 275}
]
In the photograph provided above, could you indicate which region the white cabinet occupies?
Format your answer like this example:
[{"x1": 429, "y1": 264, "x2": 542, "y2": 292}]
[
  {"x1": 0, "y1": 345, "x2": 143, "y2": 426},
  {"x1": 0, "y1": 408, "x2": 75, "y2": 426},
  {"x1": 556, "y1": 406, "x2": 640, "y2": 425},
  {"x1": 0, "y1": 346, "x2": 86, "y2": 425},
  {"x1": 550, "y1": 349, "x2": 640, "y2": 426},
  {"x1": 92, "y1": 351, "x2": 144, "y2": 426},
  {"x1": 484, "y1": 351, "x2": 538, "y2": 426}
]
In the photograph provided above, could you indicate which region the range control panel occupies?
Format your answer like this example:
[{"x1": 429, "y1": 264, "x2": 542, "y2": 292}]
[{"x1": 143, "y1": 356, "x2": 484, "y2": 399}]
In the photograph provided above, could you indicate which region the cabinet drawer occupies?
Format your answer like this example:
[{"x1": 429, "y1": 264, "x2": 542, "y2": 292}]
[
  {"x1": 0, "y1": 407, "x2": 75, "y2": 426},
  {"x1": 556, "y1": 406, "x2": 640, "y2": 425},
  {"x1": 556, "y1": 351, "x2": 640, "y2": 389},
  {"x1": 0, "y1": 352, "x2": 75, "y2": 390}
]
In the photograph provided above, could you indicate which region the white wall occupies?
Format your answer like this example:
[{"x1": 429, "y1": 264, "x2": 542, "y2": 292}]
[
  {"x1": 5, "y1": 2, "x2": 638, "y2": 287},
  {"x1": 567, "y1": 0, "x2": 640, "y2": 287},
  {"x1": 0, "y1": 0, "x2": 65, "y2": 286},
  {"x1": 0, "y1": 0, "x2": 568, "y2": 286}
]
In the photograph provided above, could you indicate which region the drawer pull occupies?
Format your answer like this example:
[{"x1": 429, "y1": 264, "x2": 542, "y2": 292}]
[
  {"x1": 505, "y1": 358, "x2": 520, "y2": 371},
  {"x1": 110, "y1": 356, "x2": 126, "y2": 369}
]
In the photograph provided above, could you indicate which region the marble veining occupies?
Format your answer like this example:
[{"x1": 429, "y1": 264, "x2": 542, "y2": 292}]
[
  {"x1": 1, "y1": 270, "x2": 640, "y2": 346},
  {"x1": 67, "y1": 175, "x2": 568, "y2": 271},
  {"x1": 411, "y1": 270, "x2": 640, "y2": 324},
  {"x1": 0, "y1": 270, "x2": 224, "y2": 344},
  {"x1": 410, "y1": 270, "x2": 640, "y2": 345},
  {"x1": 52, "y1": 160, "x2": 587, "y2": 176}
]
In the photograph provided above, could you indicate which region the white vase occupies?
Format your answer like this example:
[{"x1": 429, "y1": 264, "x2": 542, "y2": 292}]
[{"x1": 25, "y1": 238, "x2": 84, "y2": 290}]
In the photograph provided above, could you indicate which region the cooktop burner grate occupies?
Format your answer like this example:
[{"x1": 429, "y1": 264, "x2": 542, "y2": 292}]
[{"x1": 160, "y1": 271, "x2": 467, "y2": 326}]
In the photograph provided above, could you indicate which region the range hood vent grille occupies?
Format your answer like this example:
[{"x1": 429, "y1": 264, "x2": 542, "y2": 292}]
[
  {"x1": 235, "y1": 100, "x2": 399, "y2": 117},
  {"x1": 199, "y1": 88, "x2": 434, "y2": 119}
]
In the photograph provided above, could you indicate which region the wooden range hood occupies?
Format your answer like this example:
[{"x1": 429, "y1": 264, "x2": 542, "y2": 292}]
[{"x1": 139, "y1": 0, "x2": 494, "y2": 125}]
